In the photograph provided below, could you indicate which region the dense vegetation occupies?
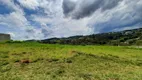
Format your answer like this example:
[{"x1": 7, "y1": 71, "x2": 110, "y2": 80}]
[
  {"x1": 41, "y1": 28, "x2": 142, "y2": 46},
  {"x1": 0, "y1": 42, "x2": 142, "y2": 80}
]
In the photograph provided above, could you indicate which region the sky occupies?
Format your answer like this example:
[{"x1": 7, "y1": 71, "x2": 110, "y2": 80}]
[{"x1": 0, "y1": 0, "x2": 142, "y2": 40}]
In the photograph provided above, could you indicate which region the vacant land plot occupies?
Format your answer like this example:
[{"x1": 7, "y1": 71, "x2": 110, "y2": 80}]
[{"x1": 0, "y1": 42, "x2": 142, "y2": 80}]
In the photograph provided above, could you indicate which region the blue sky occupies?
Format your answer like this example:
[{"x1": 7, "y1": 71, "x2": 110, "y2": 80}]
[{"x1": 0, "y1": 0, "x2": 142, "y2": 40}]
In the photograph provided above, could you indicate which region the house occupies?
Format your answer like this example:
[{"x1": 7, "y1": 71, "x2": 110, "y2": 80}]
[{"x1": 0, "y1": 33, "x2": 11, "y2": 41}]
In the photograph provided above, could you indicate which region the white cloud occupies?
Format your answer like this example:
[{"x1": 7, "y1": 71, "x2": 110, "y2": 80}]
[
  {"x1": 87, "y1": 0, "x2": 142, "y2": 32},
  {"x1": 0, "y1": 0, "x2": 46, "y2": 40},
  {"x1": 0, "y1": 0, "x2": 142, "y2": 40},
  {"x1": 17, "y1": 0, "x2": 40, "y2": 10},
  {"x1": 0, "y1": 12, "x2": 28, "y2": 29}
]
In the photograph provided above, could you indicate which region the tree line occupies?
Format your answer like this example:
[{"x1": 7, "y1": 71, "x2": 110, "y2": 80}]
[{"x1": 41, "y1": 28, "x2": 142, "y2": 46}]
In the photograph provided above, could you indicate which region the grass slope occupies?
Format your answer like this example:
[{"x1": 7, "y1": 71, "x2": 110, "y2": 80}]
[{"x1": 0, "y1": 42, "x2": 142, "y2": 80}]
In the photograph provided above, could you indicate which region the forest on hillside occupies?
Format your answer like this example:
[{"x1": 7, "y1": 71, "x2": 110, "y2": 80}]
[{"x1": 41, "y1": 28, "x2": 142, "y2": 46}]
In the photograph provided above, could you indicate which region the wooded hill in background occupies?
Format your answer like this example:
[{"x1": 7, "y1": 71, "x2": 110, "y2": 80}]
[{"x1": 40, "y1": 28, "x2": 142, "y2": 46}]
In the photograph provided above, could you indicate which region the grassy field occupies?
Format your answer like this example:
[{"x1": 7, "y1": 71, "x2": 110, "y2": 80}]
[{"x1": 0, "y1": 42, "x2": 142, "y2": 80}]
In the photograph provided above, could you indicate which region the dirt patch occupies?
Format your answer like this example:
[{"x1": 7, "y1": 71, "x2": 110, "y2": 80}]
[
  {"x1": 20, "y1": 59, "x2": 31, "y2": 64},
  {"x1": 69, "y1": 50, "x2": 78, "y2": 54}
]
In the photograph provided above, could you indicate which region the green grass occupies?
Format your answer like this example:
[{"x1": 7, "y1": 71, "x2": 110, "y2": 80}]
[{"x1": 0, "y1": 42, "x2": 142, "y2": 80}]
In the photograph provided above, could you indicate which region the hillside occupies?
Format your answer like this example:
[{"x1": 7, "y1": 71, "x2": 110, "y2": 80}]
[
  {"x1": 41, "y1": 28, "x2": 142, "y2": 46},
  {"x1": 0, "y1": 42, "x2": 142, "y2": 80}
]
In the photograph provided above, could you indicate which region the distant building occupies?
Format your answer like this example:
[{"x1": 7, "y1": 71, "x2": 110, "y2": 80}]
[{"x1": 0, "y1": 33, "x2": 11, "y2": 41}]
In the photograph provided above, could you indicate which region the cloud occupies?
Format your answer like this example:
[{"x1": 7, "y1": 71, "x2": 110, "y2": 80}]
[
  {"x1": 88, "y1": 0, "x2": 142, "y2": 32},
  {"x1": 0, "y1": 0, "x2": 142, "y2": 40},
  {"x1": 17, "y1": 0, "x2": 39, "y2": 10},
  {"x1": 62, "y1": 0, "x2": 76, "y2": 17},
  {"x1": 0, "y1": 0, "x2": 48, "y2": 40},
  {"x1": 62, "y1": 0, "x2": 122, "y2": 19}
]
